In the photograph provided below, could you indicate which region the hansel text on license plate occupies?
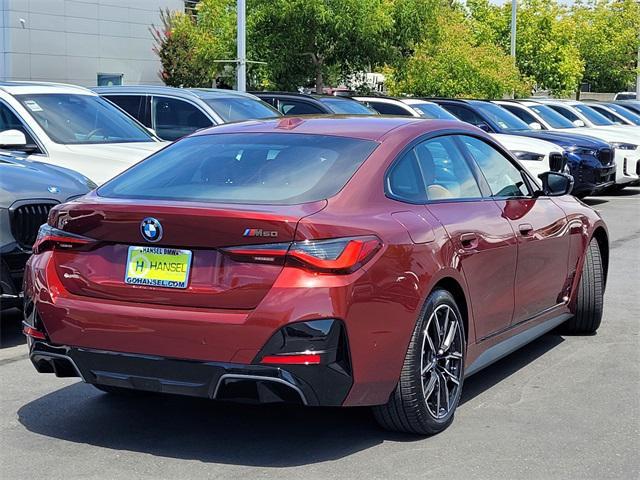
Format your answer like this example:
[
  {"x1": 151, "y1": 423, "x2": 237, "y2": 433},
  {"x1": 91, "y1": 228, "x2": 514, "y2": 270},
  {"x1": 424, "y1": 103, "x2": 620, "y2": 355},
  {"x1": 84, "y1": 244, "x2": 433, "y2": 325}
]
[{"x1": 124, "y1": 246, "x2": 192, "y2": 289}]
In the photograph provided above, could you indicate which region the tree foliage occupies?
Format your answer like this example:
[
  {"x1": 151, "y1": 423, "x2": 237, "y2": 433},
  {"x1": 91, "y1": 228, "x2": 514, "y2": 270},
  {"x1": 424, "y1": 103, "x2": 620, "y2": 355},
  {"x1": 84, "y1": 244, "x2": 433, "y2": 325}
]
[
  {"x1": 249, "y1": 0, "x2": 394, "y2": 92},
  {"x1": 151, "y1": 1, "x2": 235, "y2": 87},
  {"x1": 572, "y1": 0, "x2": 640, "y2": 92},
  {"x1": 153, "y1": 0, "x2": 640, "y2": 96},
  {"x1": 467, "y1": 0, "x2": 584, "y2": 96},
  {"x1": 387, "y1": 14, "x2": 528, "y2": 98}
]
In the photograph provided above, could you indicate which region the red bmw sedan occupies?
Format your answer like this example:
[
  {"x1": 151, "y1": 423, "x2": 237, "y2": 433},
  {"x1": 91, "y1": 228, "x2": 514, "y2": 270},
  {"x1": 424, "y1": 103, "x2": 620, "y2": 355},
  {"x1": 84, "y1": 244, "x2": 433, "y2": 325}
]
[{"x1": 23, "y1": 116, "x2": 607, "y2": 435}]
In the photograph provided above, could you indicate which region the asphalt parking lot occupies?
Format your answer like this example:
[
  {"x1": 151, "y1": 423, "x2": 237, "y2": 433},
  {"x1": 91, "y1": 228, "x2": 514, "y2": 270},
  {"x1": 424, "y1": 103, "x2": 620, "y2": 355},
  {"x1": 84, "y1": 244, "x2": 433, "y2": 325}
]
[{"x1": 1, "y1": 188, "x2": 638, "y2": 480}]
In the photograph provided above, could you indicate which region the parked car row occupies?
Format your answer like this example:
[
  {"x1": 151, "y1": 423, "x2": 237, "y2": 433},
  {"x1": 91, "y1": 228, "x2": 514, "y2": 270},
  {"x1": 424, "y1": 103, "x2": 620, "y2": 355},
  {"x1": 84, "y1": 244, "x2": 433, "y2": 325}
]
[{"x1": 0, "y1": 81, "x2": 636, "y2": 313}]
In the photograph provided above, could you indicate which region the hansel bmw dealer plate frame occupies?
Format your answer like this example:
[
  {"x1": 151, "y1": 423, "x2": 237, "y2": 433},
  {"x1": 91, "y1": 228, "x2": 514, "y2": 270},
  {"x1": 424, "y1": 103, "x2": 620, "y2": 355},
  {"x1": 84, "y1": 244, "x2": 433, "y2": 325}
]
[{"x1": 124, "y1": 246, "x2": 193, "y2": 289}]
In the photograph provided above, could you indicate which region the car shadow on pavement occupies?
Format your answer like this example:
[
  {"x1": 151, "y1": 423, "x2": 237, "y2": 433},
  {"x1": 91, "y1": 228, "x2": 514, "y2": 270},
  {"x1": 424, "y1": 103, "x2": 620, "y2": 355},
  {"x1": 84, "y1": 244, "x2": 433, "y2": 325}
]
[
  {"x1": 1, "y1": 308, "x2": 25, "y2": 349},
  {"x1": 17, "y1": 333, "x2": 564, "y2": 467}
]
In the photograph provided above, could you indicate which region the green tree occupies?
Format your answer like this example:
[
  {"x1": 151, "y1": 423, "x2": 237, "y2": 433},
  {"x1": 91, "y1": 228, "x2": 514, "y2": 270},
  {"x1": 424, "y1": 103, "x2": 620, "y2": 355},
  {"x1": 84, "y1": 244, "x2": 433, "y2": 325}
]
[
  {"x1": 249, "y1": 0, "x2": 394, "y2": 92},
  {"x1": 386, "y1": 16, "x2": 528, "y2": 98},
  {"x1": 467, "y1": 0, "x2": 584, "y2": 96},
  {"x1": 573, "y1": 0, "x2": 640, "y2": 92},
  {"x1": 151, "y1": 1, "x2": 235, "y2": 87}
]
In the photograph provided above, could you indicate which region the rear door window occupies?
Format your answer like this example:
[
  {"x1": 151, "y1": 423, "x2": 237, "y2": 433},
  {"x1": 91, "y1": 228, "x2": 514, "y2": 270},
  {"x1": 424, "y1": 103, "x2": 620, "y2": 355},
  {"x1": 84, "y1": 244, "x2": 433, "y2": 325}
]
[
  {"x1": 105, "y1": 95, "x2": 150, "y2": 127},
  {"x1": 152, "y1": 96, "x2": 213, "y2": 141},
  {"x1": 367, "y1": 101, "x2": 411, "y2": 116},
  {"x1": 386, "y1": 136, "x2": 482, "y2": 202},
  {"x1": 279, "y1": 99, "x2": 325, "y2": 115},
  {"x1": 98, "y1": 133, "x2": 378, "y2": 205}
]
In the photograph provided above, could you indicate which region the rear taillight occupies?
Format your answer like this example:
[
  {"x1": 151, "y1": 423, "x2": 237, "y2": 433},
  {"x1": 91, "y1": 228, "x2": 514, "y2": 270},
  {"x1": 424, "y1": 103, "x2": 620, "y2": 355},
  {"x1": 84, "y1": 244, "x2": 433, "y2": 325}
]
[
  {"x1": 222, "y1": 236, "x2": 381, "y2": 274},
  {"x1": 32, "y1": 224, "x2": 94, "y2": 254}
]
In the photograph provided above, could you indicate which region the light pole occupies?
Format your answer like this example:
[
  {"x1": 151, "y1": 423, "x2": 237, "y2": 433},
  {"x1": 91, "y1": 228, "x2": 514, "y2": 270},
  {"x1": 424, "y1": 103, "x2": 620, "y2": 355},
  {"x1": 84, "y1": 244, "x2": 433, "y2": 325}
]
[
  {"x1": 510, "y1": 0, "x2": 517, "y2": 59},
  {"x1": 236, "y1": 0, "x2": 246, "y2": 92}
]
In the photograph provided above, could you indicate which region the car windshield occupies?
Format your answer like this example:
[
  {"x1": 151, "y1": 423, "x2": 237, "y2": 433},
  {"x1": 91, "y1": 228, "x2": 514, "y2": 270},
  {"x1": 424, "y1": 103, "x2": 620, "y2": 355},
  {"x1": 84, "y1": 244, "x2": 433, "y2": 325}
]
[
  {"x1": 318, "y1": 98, "x2": 377, "y2": 115},
  {"x1": 475, "y1": 102, "x2": 531, "y2": 132},
  {"x1": 529, "y1": 104, "x2": 576, "y2": 129},
  {"x1": 616, "y1": 93, "x2": 636, "y2": 100},
  {"x1": 410, "y1": 103, "x2": 458, "y2": 120},
  {"x1": 98, "y1": 133, "x2": 378, "y2": 205},
  {"x1": 573, "y1": 104, "x2": 615, "y2": 126},
  {"x1": 203, "y1": 97, "x2": 280, "y2": 122},
  {"x1": 16, "y1": 94, "x2": 155, "y2": 144},
  {"x1": 606, "y1": 104, "x2": 640, "y2": 125}
]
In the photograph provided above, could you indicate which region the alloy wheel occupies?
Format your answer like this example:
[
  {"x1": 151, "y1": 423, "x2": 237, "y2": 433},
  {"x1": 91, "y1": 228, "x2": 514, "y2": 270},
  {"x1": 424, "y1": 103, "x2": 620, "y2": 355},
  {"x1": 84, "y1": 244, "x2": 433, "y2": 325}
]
[{"x1": 420, "y1": 304, "x2": 464, "y2": 419}]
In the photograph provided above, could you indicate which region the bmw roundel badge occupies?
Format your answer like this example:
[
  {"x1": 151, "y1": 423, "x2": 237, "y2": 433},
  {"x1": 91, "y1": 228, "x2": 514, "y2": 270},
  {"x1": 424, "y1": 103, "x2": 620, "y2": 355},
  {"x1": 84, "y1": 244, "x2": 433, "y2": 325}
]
[{"x1": 140, "y1": 217, "x2": 163, "y2": 243}]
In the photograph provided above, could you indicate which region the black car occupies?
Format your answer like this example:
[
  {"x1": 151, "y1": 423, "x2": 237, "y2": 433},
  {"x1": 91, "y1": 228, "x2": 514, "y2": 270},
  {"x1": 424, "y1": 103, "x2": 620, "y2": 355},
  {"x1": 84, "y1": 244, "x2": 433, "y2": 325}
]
[
  {"x1": 432, "y1": 99, "x2": 616, "y2": 198},
  {"x1": 0, "y1": 154, "x2": 92, "y2": 309},
  {"x1": 251, "y1": 92, "x2": 378, "y2": 116}
]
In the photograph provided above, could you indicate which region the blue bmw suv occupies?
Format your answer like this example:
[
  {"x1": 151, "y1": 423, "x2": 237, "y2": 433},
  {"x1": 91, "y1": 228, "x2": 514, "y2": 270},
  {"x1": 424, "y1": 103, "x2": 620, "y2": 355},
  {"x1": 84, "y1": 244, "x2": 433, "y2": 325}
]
[{"x1": 433, "y1": 99, "x2": 616, "y2": 197}]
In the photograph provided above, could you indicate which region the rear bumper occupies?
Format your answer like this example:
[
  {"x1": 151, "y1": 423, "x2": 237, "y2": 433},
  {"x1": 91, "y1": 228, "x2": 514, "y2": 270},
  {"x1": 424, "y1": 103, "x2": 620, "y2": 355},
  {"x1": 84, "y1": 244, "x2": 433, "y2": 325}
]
[{"x1": 29, "y1": 340, "x2": 353, "y2": 406}]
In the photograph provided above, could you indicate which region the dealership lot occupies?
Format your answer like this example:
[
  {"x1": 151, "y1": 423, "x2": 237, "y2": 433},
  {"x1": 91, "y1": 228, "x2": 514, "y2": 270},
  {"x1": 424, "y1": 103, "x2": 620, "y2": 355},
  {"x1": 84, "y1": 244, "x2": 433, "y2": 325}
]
[{"x1": 1, "y1": 188, "x2": 638, "y2": 480}]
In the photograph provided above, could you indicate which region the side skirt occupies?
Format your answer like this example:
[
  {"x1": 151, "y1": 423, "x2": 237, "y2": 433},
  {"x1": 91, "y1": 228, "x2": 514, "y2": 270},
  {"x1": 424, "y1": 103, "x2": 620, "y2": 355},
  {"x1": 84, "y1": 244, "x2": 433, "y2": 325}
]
[{"x1": 465, "y1": 313, "x2": 571, "y2": 377}]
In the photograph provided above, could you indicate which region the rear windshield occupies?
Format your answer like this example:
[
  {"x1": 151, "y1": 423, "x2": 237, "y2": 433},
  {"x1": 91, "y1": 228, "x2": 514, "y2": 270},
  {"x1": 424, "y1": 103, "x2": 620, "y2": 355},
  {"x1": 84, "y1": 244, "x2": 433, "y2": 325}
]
[{"x1": 98, "y1": 133, "x2": 378, "y2": 205}]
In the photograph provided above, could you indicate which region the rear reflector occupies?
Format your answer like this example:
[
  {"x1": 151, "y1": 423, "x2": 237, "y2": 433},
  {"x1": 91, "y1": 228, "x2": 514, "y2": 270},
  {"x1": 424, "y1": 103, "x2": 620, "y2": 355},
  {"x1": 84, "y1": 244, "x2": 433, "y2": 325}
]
[
  {"x1": 23, "y1": 325, "x2": 46, "y2": 340},
  {"x1": 260, "y1": 353, "x2": 322, "y2": 365},
  {"x1": 222, "y1": 236, "x2": 381, "y2": 274}
]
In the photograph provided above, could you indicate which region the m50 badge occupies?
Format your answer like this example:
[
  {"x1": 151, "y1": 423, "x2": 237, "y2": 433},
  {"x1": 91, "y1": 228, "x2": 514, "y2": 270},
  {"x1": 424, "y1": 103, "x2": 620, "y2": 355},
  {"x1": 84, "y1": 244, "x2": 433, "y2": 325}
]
[{"x1": 243, "y1": 228, "x2": 278, "y2": 237}]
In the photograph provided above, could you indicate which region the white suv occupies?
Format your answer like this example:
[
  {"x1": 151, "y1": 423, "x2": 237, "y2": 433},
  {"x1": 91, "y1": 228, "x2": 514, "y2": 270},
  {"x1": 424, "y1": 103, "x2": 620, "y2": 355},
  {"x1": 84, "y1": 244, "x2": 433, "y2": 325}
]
[
  {"x1": 495, "y1": 99, "x2": 640, "y2": 187},
  {"x1": 0, "y1": 82, "x2": 166, "y2": 185}
]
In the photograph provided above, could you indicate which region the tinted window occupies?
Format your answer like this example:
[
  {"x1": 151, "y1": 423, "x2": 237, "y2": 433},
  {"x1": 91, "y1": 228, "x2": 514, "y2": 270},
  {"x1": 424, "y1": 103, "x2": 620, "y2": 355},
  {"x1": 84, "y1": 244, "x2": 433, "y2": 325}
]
[
  {"x1": 410, "y1": 103, "x2": 457, "y2": 120},
  {"x1": 501, "y1": 104, "x2": 538, "y2": 126},
  {"x1": 441, "y1": 104, "x2": 484, "y2": 126},
  {"x1": 474, "y1": 103, "x2": 531, "y2": 132},
  {"x1": 153, "y1": 97, "x2": 212, "y2": 141},
  {"x1": 319, "y1": 98, "x2": 377, "y2": 115},
  {"x1": 98, "y1": 133, "x2": 378, "y2": 205},
  {"x1": 607, "y1": 104, "x2": 640, "y2": 125},
  {"x1": 530, "y1": 105, "x2": 576, "y2": 129},
  {"x1": 549, "y1": 105, "x2": 581, "y2": 123},
  {"x1": 461, "y1": 136, "x2": 529, "y2": 197},
  {"x1": 279, "y1": 99, "x2": 325, "y2": 115},
  {"x1": 415, "y1": 137, "x2": 482, "y2": 200},
  {"x1": 105, "y1": 95, "x2": 150, "y2": 127},
  {"x1": 367, "y1": 101, "x2": 412, "y2": 116},
  {"x1": 573, "y1": 104, "x2": 614, "y2": 126},
  {"x1": 203, "y1": 97, "x2": 279, "y2": 122},
  {"x1": 387, "y1": 151, "x2": 426, "y2": 203},
  {"x1": 0, "y1": 102, "x2": 37, "y2": 145},
  {"x1": 16, "y1": 94, "x2": 154, "y2": 144},
  {"x1": 589, "y1": 105, "x2": 624, "y2": 123}
]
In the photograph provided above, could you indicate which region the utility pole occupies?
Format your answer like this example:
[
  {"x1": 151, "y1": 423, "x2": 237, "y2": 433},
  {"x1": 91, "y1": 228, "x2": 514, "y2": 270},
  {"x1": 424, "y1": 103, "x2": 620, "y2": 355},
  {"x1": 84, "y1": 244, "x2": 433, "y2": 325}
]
[
  {"x1": 236, "y1": 0, "x2": 246, "y2": 92},
  {"x1": 510, "y1": 0, "x2": 517, "y2": 59}
]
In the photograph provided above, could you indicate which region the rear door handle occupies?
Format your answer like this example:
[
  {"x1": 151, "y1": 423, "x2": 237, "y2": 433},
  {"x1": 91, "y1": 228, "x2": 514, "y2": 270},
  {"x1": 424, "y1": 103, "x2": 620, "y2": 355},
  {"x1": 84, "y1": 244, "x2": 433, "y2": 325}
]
[
  {"x1": 519, "y1": 223, "x2": 534, "y2": 236},
  {"x1": 460, "y1": 232, "x2": 478, "y2": 249}
]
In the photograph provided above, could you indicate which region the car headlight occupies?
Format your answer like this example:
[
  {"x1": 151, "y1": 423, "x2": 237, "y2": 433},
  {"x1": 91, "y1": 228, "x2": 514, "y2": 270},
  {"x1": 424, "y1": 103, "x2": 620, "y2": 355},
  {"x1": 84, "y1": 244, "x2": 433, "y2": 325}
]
[
  {"x1": 566, "y1": 146, "x2": 598, "y2": 157},
  {"x1": 611, "y1": 142, "x2": 638, "y2": 151},
  {"x1": 513, "y1": 151, "x2": 545, "y2": 161}
]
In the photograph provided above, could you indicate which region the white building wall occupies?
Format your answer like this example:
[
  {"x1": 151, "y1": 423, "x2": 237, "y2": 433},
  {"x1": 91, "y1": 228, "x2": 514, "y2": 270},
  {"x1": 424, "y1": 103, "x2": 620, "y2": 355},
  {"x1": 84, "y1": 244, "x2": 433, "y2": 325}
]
[{"x1": 0, "y1": 0, "x2": 184, "y2": 86}]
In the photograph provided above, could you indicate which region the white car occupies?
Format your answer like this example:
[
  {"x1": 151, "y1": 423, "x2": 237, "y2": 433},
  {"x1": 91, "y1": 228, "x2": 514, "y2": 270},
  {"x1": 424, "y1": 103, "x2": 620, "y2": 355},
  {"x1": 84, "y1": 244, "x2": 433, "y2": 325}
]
[
  {"x1": 495, "y1": 99, "x2": 640, "y2": 187},
  {"x1": 0, "y1": 82, "x2": 166, "y2": 185},
  {"x1": 490, "y1": 134, "x2": 565, "y2": 179}
]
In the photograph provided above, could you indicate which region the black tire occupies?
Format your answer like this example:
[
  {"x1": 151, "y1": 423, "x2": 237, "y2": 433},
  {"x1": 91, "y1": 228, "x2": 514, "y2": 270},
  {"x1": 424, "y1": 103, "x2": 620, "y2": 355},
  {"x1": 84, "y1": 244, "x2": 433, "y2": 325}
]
[
  {"x1": 564, "y1": 238, "x2": 604, "y2": 334},
  {"x1": 373, "y1": 289, "x2": 466, "y2": 435}
]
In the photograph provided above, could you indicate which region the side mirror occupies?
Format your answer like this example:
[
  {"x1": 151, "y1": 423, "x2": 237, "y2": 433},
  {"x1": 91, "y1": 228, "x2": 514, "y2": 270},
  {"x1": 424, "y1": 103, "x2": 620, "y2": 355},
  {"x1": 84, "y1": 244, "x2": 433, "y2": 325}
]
[
  {"x1": 0, "y1": 129, "x2": 27, "y2": 148},
  {"x1": 549, "y1": 152, "x2": 567, "y2": 172},
  {"x1": 529, "y1": 121, "x2": 543, "y2": 130},
  {"x1": 572, "y1": 119, "x2": 585, "y2": 127},
  {"x1": 476, "y1": 122, "x2": 492, "y2": 132},
  {"x1": 537, "y1": 171, "x2": 574, "y2": 197}
]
